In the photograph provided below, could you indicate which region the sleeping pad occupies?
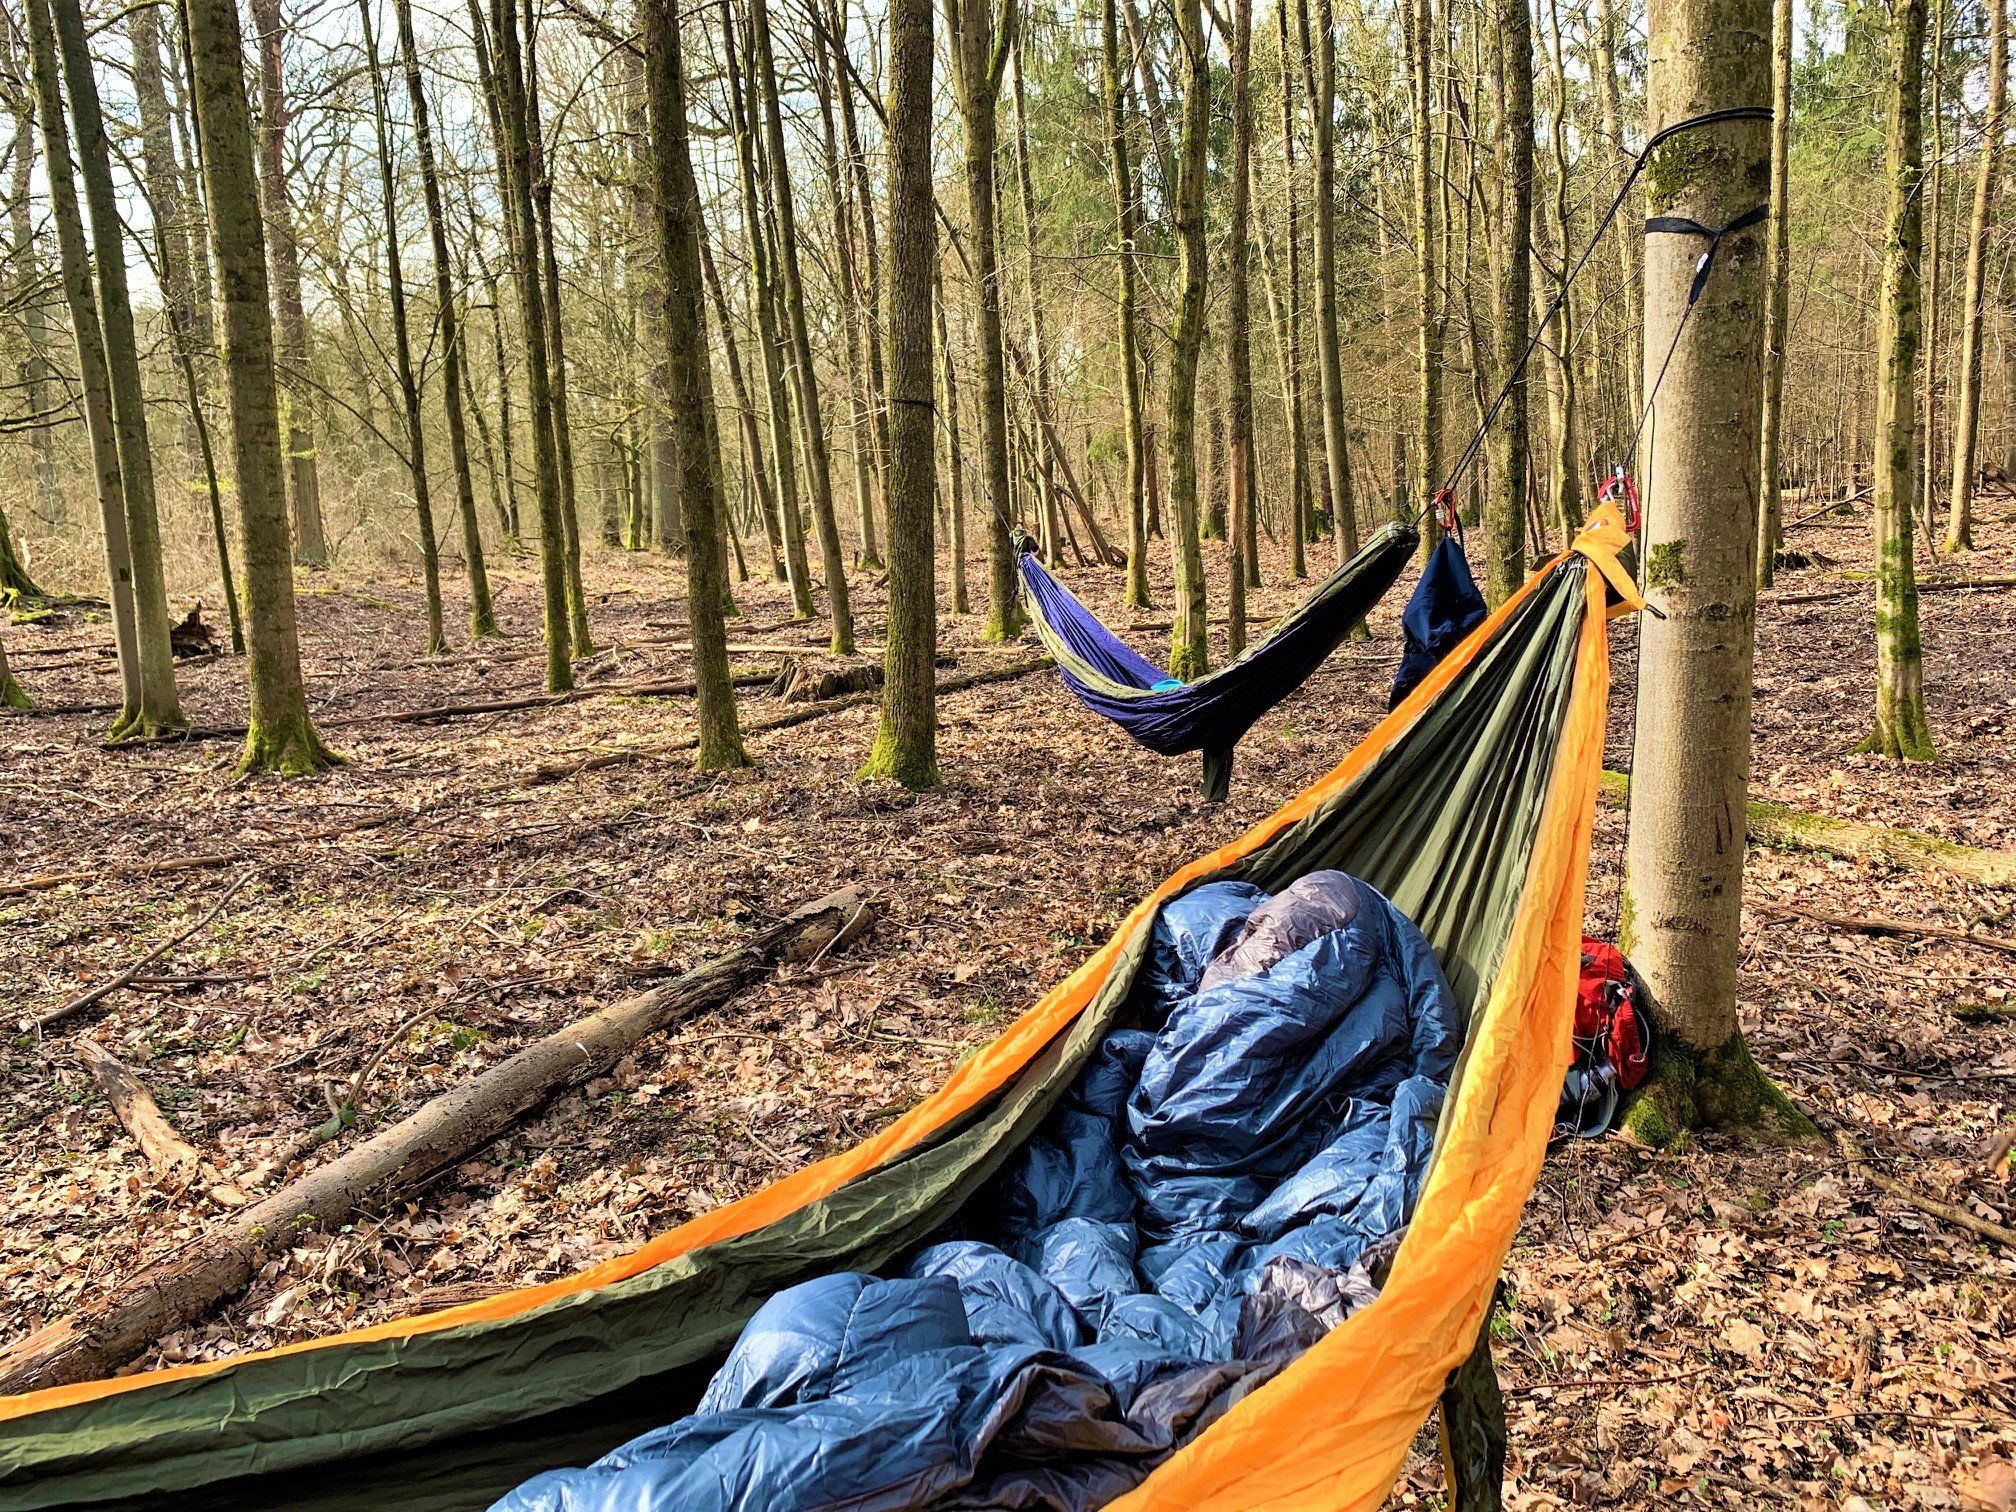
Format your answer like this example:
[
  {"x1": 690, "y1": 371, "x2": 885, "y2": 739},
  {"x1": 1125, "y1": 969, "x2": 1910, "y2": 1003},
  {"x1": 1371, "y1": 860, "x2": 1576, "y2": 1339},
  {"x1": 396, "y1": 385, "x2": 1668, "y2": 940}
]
[{"x1": 496, "y1": 872, "x2": 1461, "y2": 1512}]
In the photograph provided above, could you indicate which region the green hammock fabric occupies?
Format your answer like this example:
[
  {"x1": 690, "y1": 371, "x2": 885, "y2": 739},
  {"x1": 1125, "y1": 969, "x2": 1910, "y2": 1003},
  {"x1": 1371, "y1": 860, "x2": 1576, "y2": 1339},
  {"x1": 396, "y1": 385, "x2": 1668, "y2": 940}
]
[{"x1": 0, "y1": 558, "x2": 1595, "y2": 1512}]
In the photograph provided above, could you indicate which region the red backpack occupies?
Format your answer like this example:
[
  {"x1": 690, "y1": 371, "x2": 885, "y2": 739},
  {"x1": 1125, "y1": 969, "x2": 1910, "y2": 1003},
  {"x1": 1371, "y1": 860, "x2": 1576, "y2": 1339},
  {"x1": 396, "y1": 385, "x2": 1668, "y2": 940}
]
[{"x1": 1575, "y1": 938, "x2": 1652, "y2": 1090}]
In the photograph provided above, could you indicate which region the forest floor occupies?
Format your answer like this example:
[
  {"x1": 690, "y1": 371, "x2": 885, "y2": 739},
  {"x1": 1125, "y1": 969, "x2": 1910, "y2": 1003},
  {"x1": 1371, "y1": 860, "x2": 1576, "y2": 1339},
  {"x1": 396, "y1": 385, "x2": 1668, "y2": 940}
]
[{"x1": 4, "y1": 497, "x2": 2015, "y2": 1510}]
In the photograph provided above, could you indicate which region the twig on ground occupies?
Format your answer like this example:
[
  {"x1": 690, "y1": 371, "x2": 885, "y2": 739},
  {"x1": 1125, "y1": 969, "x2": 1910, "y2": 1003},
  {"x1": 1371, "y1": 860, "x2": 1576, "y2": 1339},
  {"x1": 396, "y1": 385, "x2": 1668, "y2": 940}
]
[{"x1": 33, "y1": 873, "x2": 257, "y2": 1033}]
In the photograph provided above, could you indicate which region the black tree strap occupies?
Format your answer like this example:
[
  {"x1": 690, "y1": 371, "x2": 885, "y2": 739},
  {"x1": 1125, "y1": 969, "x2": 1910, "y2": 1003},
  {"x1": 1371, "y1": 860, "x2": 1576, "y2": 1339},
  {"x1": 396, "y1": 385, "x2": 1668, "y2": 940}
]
[{"x1": 1645, "y1": 203, "x2": 1769, "y2": 305}]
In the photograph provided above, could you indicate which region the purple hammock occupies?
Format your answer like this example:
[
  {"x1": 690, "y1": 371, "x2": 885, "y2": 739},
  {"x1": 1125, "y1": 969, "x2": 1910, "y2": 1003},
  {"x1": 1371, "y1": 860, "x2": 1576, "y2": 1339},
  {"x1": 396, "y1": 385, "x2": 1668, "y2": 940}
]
[{"x1": 1017, "y1": 522, "x2": 1419, "y2": 800}]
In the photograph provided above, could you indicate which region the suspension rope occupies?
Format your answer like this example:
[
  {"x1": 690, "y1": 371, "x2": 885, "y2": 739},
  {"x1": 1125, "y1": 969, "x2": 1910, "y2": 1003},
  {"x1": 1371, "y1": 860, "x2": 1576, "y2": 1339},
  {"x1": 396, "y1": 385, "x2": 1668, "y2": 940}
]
[{"x1": 1427, "y1": 105, "x2": 1774, "y2": 519}]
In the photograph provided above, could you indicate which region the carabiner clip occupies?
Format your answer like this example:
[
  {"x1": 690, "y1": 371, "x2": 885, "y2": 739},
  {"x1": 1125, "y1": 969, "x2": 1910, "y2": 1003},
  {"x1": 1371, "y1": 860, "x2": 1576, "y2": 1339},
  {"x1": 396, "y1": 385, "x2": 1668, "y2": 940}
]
[
  {"x1": 1431, "y1": 487, "x2": 1459, "y2": 535},
  {"x1": 1597, "y1": 467, "x2": 1642, "y2": 534}
]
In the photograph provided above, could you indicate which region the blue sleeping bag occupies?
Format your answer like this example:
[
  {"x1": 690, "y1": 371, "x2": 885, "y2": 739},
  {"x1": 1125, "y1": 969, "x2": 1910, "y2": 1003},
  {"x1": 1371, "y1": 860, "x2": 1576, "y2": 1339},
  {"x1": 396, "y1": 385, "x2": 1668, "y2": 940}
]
[{"x1": 498, "y1": 873, "x2": 1461, "y2": 1512}]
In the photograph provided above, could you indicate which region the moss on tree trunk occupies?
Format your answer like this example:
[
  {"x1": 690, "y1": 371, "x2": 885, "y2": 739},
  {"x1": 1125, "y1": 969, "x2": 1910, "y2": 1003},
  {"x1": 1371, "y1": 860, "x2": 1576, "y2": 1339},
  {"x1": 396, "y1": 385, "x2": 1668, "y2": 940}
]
[{"x1": 1619, "y1": 1033, "x2": 1816, "y2": 1149}]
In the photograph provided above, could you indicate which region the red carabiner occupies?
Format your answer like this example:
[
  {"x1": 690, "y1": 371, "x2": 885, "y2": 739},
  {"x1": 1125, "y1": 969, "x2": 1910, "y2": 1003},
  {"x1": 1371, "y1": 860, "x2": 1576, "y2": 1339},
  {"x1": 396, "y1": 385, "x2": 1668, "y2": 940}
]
[
  {"x1": 1598, "y1": 469, "x2": 1642, "y2": 533},
  {"x1": 1431, "y1": 487, "x2": 1458, "y2": 534}
]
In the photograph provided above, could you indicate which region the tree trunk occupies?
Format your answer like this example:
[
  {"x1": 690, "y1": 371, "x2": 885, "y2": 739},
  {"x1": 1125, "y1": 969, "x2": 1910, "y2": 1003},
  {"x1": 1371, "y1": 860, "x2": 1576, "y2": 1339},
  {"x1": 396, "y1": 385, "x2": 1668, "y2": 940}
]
[
  {"x1": 1920, "y1": 0, "x2": 1947, "y2": 543},
  {"x1": 701, "y1": 232, "x2": 783, "y2": 582},
  {"x1": 749, "y1": 0, "x2": 854, "y2": 654},
  {"x1": 1102, "y1": 0, "x2": 1151, "y2": 610},
  {"x1": 475, "y1": 0, "x2": 573, "y2": 691},
  {"x1": 1486, "y1": 0, "x2": 1534, "y2": 607},
  {"x1": 810, "y1": 26, "x2": 882, "y2": 571},
  {"x1": 522, "y1": 45, "x2": 594, "y2": 658},
  {"x1": 642, "y1": 0, "x2": 749, "y2": 773},
  {"x1": 1225, "y1": 0, "x2": 1254, "y2": 658},
  {"x1": 1275, "y1": 0, "x2": 1309, "y2": 581},
  {"x1": 1301, "y1": 0, "x2": 1359, "y2": 568},
  {"x1": 1619, "y1": 0, "x2": 1810, "y2": 1145},
  {"x1": 949, "y1": 0, "x2": 1025, "y2": 643},
  {"x1": 397, "y1": 0, "x2": 497, "y2": 637},
  {"x1": 248, "y1": 0, "x2": 328, "y2": 569},
  {"x1": 0, "y1": 891, "x2": 871, "y2": 1395},
  {"x1": 1011, "y1": 30, "x2": 1066, "y2": 569},
  {"x1": 1944, "y1": 0, "x2": 2005, "y2": 553},
  {"x1": 937, "y1": 262, "x2": 973, "y2": 616},
  {"x1": 1594, "y1": 0, "x2": 1644, "y2": 424},
  {"x1": 128, "y1": 2, "x2": 204, "y2": 484},
  {"x1": 1540, "y1": 0, "x2": 1582, "y2": 535},
  {"x1": 1164, "y1": 0, "x2": 1210, "y2": 682},
  {"x1": 1, "y1": 57, "x2": 66, "y2": 530},
  {"x1": 21, "y1": 0, "x2": 141, "y2": 729},
  {"x1": 1757, "y1": 0, "x2": 1794, "y2": 587},
  {"x1": 1409, "y1": 0, "x2": 1443, "y2": 552},
  {"x1": 723, "y1": 1, "x2": 812, "y2": 607},
  {"x1": 52, "y1": 0, "x2": 183, "y2": 737},
  {"x1": 1859, "y1": 0, "x2": 1936, "y2": 760},
  {"x1": 186, "y1": 0, "x2": 335, "y2": 774},
  {"x1": 357, "y1": 0, "x2": 446, "y2": 657},
  {"x1": 858, "y1": 0, "x2": 938, "y2": 788}
]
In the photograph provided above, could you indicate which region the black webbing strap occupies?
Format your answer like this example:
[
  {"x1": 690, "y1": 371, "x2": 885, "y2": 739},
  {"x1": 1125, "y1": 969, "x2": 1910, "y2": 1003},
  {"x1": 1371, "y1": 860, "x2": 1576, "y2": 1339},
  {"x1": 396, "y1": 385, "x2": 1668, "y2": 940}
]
[{"x1": 1645, "y1": 203, "x2": 1769, "y2": 305}]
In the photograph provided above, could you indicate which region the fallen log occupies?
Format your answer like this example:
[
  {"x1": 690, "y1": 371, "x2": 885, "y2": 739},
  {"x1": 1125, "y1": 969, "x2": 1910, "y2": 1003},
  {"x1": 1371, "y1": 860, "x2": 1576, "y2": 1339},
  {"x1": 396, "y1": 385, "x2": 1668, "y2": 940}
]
[
  {"x1": 1748, "y1": 901, "x2": 2016, "y2": 958},
  {"x1": 1837, "y1": 1129, "x2": 2016, "y2": 1250},
  {"x1": 31, "y1": 873, "x2": 257, "y2": 1031},
  {"x1": 0, "y1": 887, "x2": 875, "y2": 1395},
  {"x1": 529, "y1": 656, "x2": 1053, "y2": 785},
  {"x1": 1598, "y1": 771, "x2": 2016, "y2": 889},
  {"x1": 76, "y1": 1039, "x2": 202, "y2": 1183},
  {"x1": 99, "y1": 668, "x2": 783, "y2": 748}
]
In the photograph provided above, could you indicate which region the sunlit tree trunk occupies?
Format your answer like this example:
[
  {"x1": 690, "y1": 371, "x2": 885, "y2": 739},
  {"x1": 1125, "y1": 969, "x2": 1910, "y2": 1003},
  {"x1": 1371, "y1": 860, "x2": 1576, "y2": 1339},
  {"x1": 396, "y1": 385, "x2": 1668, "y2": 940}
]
[
  {"x1": 185, "y1": 0, "x2": 335, "y2": 773},
  {"x1": 1757, "y1": 0, "x2": 1793, "y2": 587},
  {"x1": 859, "y1": 0, "x2": 938, "y2": 788},
  {"x1": 249, "y1": 0, "x2": 328, "y2": 568},
  {"x1": 947, "y1": 0, "x2": 1024, "y2": 641},
  {"x1": 1621, "y1": 0, "x2": 1810, "y2": 1143},
  {"x1": 1408, "y1": 0, "x2": 1442, "y2": 552},
  {"x1": 1164, "y1": 0, "x2": 1209, "y2": 681},
  {"x1": 641, "y1": 0, "x2": 747, "y2": 772},
  {"x1": 1944, "y1": 0, "x2": 2005, "y2": 552},
  {"x1": 701, "y1": 233, "x2": 783, "y2": 581},
  {"x1": 1540, "y1": 0, "x2": 1582, "y2": 534},
  {"x1": 0, "y1": 61, "x2": 65, "y2": 530},
  {"x1": 396, "y1": 0, "x2": 496, "y2": 637},
  {"x1": 1486, "y1": 0, "x2": 1534, "y2": 607},
  {"x1": 1011, "y1": 31, "x2": 1064, "y2": 568},
  {"x1": 1861, "y1": 0, "x2": 1936, "y2": 760},
  {"x1": 128, "y1": 3, "x2": 204, "y2": 482},
  {"x1": 1299, "y1": 0, "x2": 1358, "y2": 568}
]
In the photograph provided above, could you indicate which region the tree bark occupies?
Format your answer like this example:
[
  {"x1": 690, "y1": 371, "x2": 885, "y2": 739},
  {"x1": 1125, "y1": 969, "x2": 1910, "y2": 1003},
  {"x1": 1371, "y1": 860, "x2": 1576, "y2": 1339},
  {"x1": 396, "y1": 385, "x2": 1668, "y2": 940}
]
[
  {"x1": 858, "y1": 0, "x2": 939, "y2": 788},
  {"x1": 1620, "y1": 0, "x2": 1810, "y2": 1144},
  {"x1": 1860, "y1": 0, "x2": 1936, "y2": 760},
  {"x1": 186, "y1": 0, "x2": 335, "y2": 773},
  {"x1": 1757, "y1": 0, "x2": 1794, "y2": 587},
  {"x1": 642, "y1": 0, "x2": 749, "y2": 772},
  {"x1": 1275, "y1": 0, "x2": 1309, "y2": 581},
  {"x1": 1486, "y1": 0, "x2": 1534, "y2": 607},
  {"x1": 1539, "y1": 0, "x2": 1582, "y2": 535},
  {"x1": 52, "y1": 0, "x2": 183, "y2": 737},
  {"x1": 1944, "y1": 0, "x2": 2005, "y2": 553},
  {"x1": 0, "y1": 891, "x2": 873, "y2": 1395},
  {"x1": 397, "y1": 0, "x2": 498, "y2": 637},
  {"x1": 948, "y1": 0, "x2": 1026, "y2": 642},
  {"x1": 1163, "y1": 0, "x2": 1210, "y2": 682},
  {"x1": 248, "y1": 0, "x2": 328, "y2": 569},
  {"x1": 357, "y1": 0, "x2": 446, "y2": 657},
  {"x1": 1409, "y1": 0, "x2": 1443, "y2": 552}
]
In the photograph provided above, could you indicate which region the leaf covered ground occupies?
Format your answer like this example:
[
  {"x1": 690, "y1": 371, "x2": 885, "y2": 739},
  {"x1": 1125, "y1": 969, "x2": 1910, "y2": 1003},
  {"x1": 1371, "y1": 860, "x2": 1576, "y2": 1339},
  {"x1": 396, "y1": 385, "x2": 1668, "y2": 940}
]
[{"x1": 3, "y1": 503, "x2": 2014, "y2": 1509}]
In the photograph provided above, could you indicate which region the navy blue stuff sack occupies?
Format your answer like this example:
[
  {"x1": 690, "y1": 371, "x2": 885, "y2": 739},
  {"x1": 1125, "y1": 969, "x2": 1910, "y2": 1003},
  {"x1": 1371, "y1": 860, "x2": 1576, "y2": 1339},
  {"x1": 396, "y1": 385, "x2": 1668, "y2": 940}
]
[{"x1": 1389, "y1": 533, "x2": 1488, "y2": 709}]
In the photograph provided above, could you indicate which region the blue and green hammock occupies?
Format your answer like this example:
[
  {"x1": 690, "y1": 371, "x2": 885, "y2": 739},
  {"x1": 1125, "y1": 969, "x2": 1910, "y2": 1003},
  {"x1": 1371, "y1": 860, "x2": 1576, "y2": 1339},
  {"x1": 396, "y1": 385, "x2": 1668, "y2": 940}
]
[{"x1": 1017, "y1": 525, "x2": 1486, "y2": 799}]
